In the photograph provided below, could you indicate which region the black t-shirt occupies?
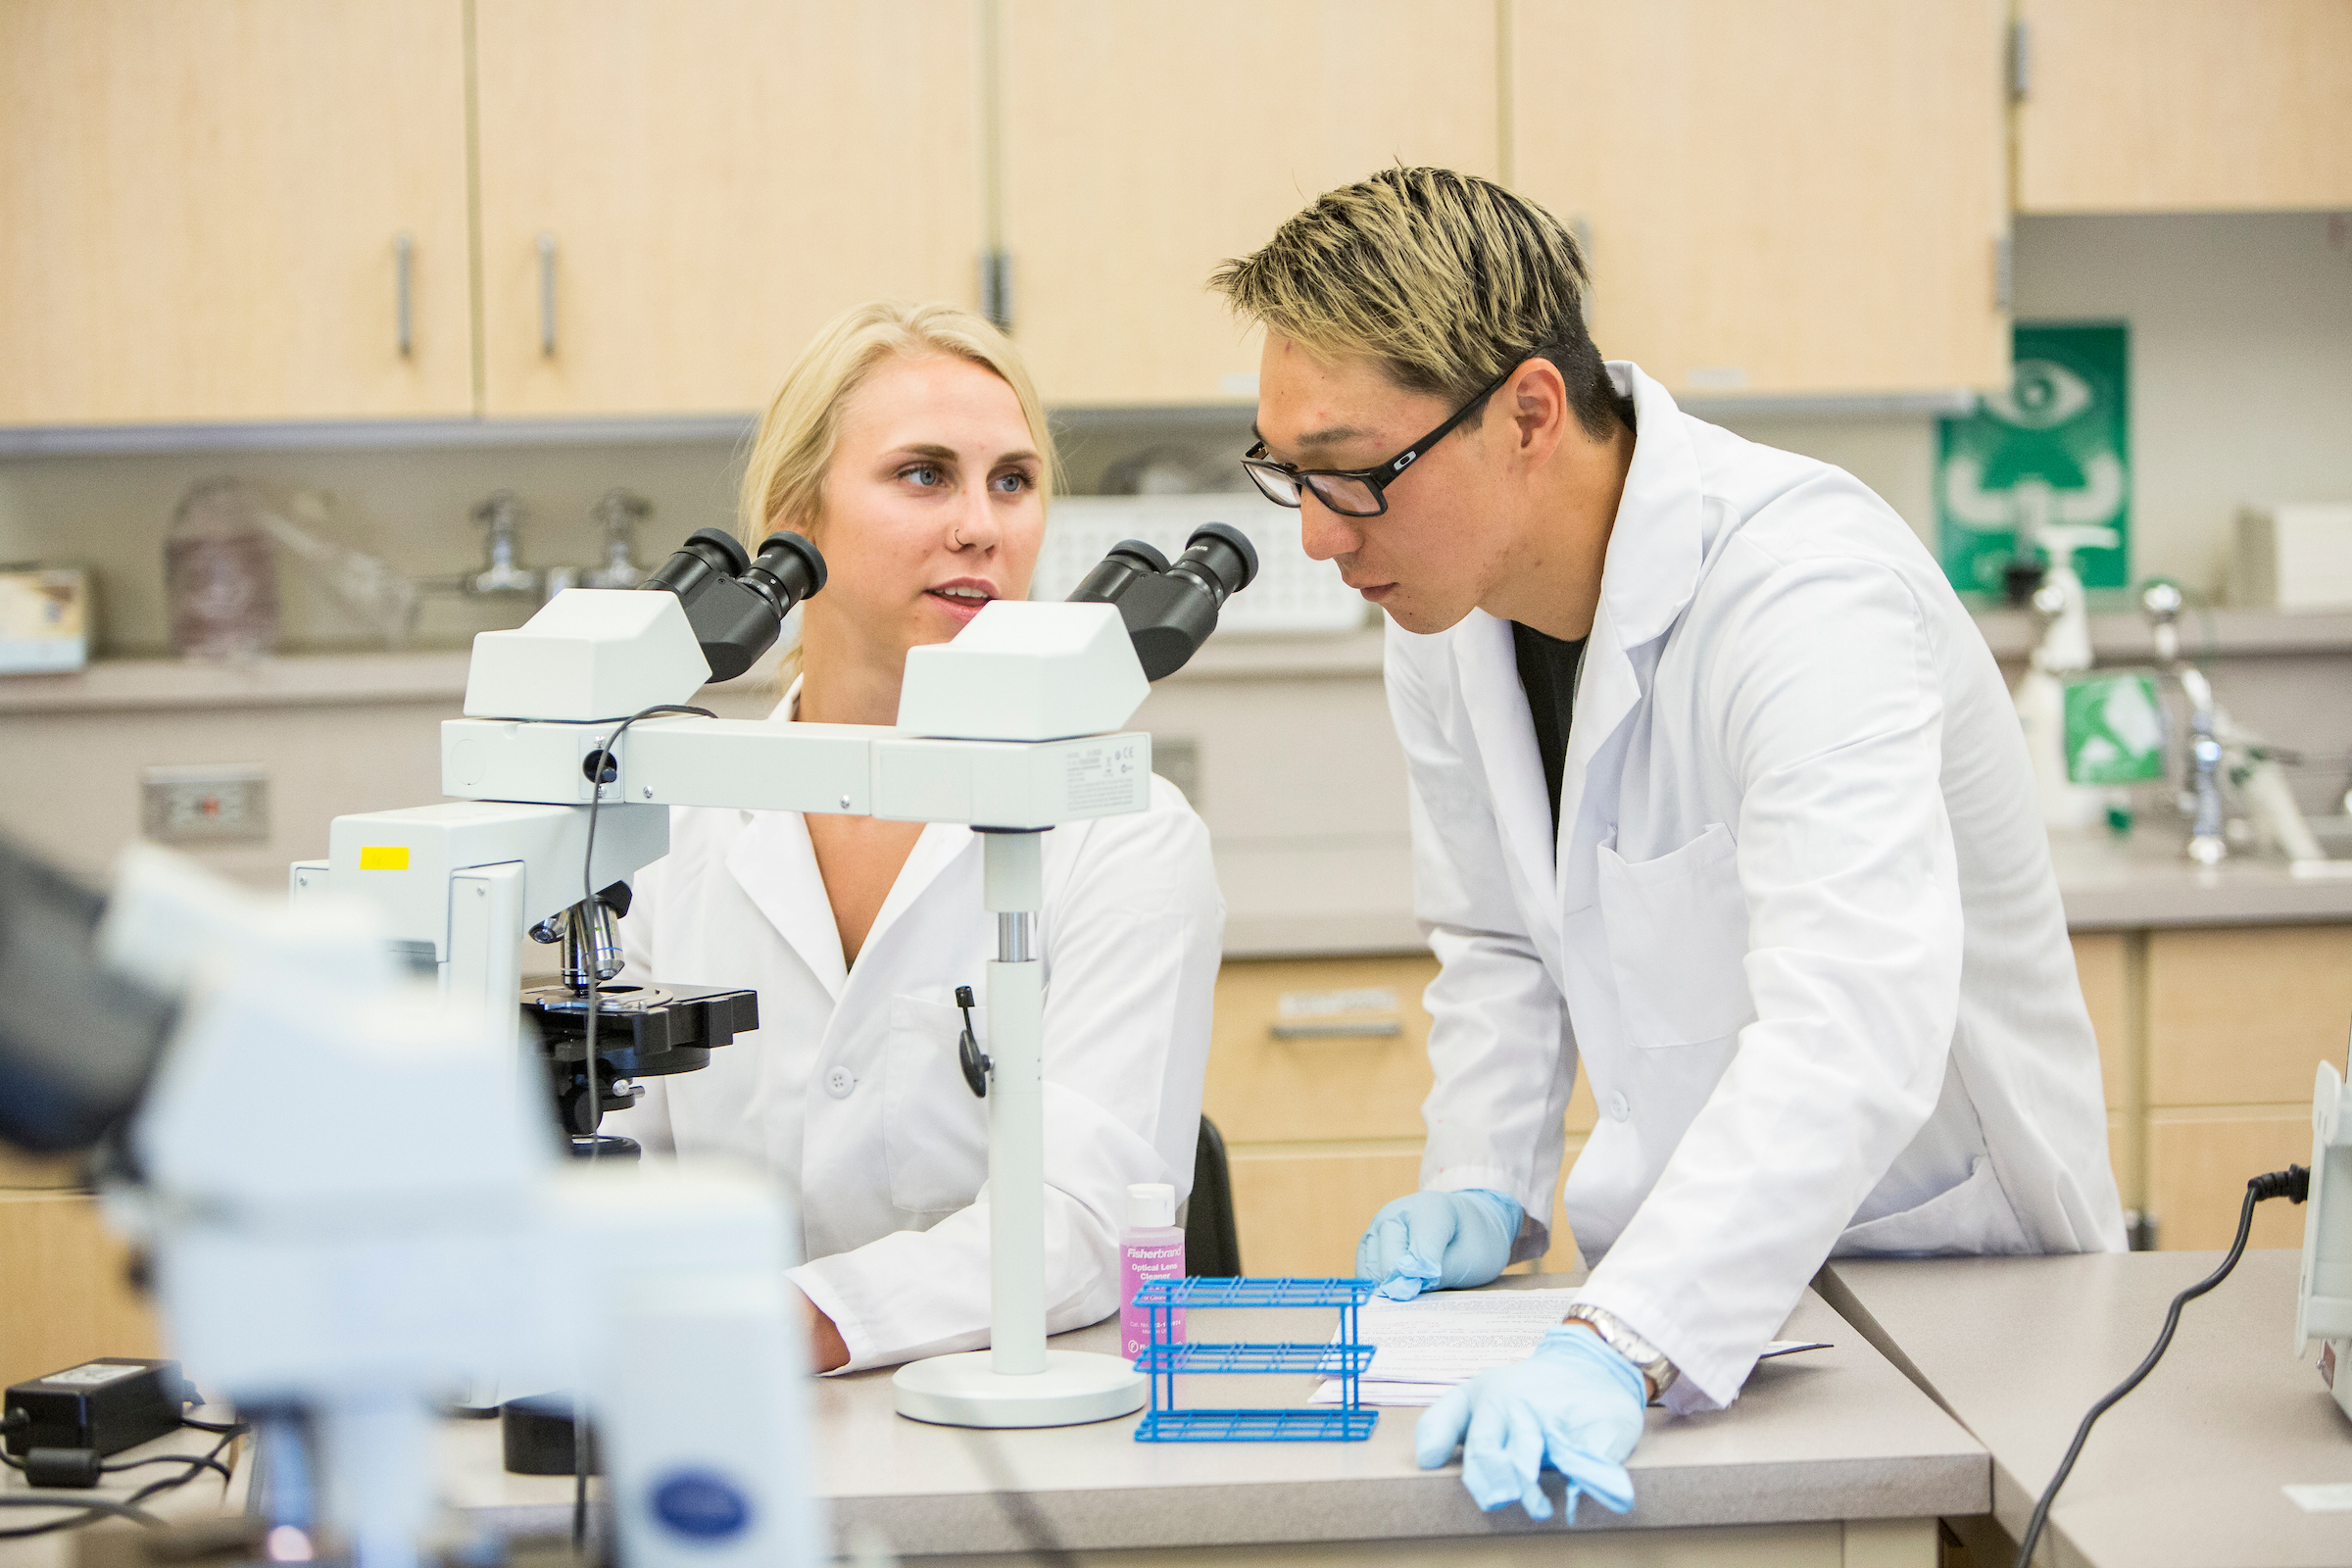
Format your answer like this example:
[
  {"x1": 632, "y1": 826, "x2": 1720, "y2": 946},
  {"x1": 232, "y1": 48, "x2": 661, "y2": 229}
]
[{"x1": 1511, "y1": 620, "x2": 1588, "y2": 848}]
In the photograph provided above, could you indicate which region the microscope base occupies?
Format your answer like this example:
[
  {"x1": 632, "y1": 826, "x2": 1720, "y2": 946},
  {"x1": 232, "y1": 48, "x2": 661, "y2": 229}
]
[{"x1": 892, "y1": 1349, "x2": 1146, "y2": 1429}]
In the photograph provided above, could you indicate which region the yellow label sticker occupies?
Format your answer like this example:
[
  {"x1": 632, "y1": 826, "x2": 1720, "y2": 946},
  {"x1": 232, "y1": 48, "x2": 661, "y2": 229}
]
[{"x1": 358, "y1": 846, "x2": 410, "y2": 871}]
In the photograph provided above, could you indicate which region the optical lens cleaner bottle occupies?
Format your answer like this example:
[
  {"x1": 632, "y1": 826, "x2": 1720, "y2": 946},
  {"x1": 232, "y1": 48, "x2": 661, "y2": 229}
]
[{"x1": 1120, "y1": 1181, "x2": 1185, "y2": 1361}]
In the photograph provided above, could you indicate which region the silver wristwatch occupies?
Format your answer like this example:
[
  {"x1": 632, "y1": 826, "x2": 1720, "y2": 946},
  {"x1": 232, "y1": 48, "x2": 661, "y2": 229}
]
[{"x1": 1563, "y1": 1302, "x2": 1679, "y2": 1398}]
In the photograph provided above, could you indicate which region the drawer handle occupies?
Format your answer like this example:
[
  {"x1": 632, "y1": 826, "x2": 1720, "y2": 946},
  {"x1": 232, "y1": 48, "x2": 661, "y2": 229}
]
[
  {"x1": 537, "y1": 232, "x2": 558, "y2": 357},
  {"x1": 1271, "y1": 1020, "x2": 1401, "y2": 1040}
]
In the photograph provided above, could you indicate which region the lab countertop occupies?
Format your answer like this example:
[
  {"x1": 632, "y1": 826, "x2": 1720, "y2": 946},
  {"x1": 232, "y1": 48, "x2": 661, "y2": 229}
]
[
  {"x1": 1822, "y1": 1251, "x2": 2352, "y2": 1568},
  {"x1": 2051, "y1": 827, "x2": 2352, "y2": 929},
  {"x1": 445, "y1": 1275, "x2": 1983, "y2": 1557}
]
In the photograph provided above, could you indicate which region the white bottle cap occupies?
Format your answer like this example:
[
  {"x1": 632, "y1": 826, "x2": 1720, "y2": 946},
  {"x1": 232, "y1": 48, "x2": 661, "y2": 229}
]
[{"x1": 1127, "y1": 1182, "x2": 1176, "y2": 1229}]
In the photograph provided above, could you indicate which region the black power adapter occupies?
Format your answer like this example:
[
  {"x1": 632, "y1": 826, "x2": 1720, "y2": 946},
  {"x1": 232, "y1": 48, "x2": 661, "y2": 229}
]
[{"x1": 3, "y1": 1357, "x2": 186, "y2": 1485}]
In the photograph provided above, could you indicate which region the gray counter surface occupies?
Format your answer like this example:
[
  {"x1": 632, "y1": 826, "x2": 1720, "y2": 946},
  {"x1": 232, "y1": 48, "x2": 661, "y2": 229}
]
[
  {"x1": 1823, "y1": 1250, "x2": 2352, "y2": 1568},
  {"x1": 2052, "y1": 829, "x2": 2352, "y2": 930},
  {"x1": 443, "y1": 1276, "x2": 1984, "y2": 1557}
]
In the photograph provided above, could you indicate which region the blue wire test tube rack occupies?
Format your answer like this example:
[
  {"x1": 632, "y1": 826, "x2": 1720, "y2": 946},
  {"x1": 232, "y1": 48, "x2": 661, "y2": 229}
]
[{"x1": 1130, "y1": 1276, "x2": 1379, "y2": 1442}]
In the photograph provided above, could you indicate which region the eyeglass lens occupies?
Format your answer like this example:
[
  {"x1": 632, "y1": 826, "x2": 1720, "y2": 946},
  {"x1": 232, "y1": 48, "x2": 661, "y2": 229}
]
[{"x1": 1245, "y1": 462, "x2": 1383, "y2": 516}]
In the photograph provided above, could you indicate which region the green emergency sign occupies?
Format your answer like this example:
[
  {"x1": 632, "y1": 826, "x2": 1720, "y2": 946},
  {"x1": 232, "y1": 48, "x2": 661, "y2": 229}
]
[{"x1": 1937, "y1": 323, "x2": 2132, "y2": 594}]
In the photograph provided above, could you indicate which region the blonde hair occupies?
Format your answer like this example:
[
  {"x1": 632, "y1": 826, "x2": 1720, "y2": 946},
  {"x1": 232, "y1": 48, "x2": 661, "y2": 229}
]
[
  {"x1": 737, "y1": 300, "x2": 1057, "y2": 688},
  {"x1": 1208, "y1": 167, "x2": 1625, "y2": 439}
]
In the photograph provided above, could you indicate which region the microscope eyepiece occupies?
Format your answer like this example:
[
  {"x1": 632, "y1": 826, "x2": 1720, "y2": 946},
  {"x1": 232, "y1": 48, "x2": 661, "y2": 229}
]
[
  {"x1": 640, "y1": 527, "x2": 827, "y2": 683},
  {"x1": 1170, "y1": 521, "x2": 1258, "y2": 602},
  {"x1": 1066, "y1": 523, "x2": 1257, "y2": 681}
]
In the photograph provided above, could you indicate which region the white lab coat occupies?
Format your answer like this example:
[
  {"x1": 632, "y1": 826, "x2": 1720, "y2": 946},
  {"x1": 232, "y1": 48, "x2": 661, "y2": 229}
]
[
  {"x1": 605, "y1": 689, "x2": 1223, "y2": 1373},
  {"x1": 1393, "y1": 362, "x2": 2124, "y2": 1412}
]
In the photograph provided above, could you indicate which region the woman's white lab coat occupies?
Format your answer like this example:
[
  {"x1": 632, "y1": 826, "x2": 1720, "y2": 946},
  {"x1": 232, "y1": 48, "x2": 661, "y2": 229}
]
[
  {"x1": 606, "y1": 694, "x2": 1222, "y2": 1373},
  {"x1": 1392, "y1": 363, "x2": 2124, "y2": 1413}
]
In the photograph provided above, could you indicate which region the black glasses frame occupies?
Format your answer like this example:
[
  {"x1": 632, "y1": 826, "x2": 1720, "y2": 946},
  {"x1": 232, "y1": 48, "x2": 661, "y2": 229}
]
[{"x1": 1241, "y1": 363, "x2": 1520, "y2": 517}]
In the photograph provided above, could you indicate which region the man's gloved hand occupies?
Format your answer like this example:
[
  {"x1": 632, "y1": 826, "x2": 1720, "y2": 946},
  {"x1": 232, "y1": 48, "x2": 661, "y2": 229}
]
[
  {"x1": 1355, "y1": 1189, "x2": 1522, "y2": 1301},
  {"x1": 1413, "y1": 1324, "x2": 1646, "y2": 1522}
]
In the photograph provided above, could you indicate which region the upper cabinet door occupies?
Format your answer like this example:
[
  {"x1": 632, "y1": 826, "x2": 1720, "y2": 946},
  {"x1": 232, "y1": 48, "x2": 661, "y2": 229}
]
[
  {"x1": 473, "y1": 1, "x2": 985, "y2": 417},
  {"x1": 1000, "y1": 0, "x2": 1499, "y2": 408},
  {"x1": 2016, "y1": 0, "x2": 2352, "y2": 213},
  {"x1": 0, "y1": 1, "x2": 472, "y2": 425},
  {"x1": 1513, "y1": 0, "x2": 2010, "y2": 399}
]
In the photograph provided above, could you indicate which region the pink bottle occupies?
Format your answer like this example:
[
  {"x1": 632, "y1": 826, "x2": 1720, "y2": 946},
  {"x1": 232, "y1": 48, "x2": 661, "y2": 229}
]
[{"x1": 1119, "y1": 1182, "x2": 1186, "y2": 1361}]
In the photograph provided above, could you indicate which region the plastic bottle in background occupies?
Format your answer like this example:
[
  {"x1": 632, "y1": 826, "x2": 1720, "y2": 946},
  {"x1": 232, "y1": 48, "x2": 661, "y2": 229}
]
[
  {"x1": 165, "y1": 477, "x2": 280, "y2": 661},
  {"x1": 1119, "y1": 1182, "x2": 1186, "y2": 1361}
]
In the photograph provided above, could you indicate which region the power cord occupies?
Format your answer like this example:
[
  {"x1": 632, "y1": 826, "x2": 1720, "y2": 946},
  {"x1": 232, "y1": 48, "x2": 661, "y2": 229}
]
[
  {"x1": 574, "y1": 702, "x2": 710, "y2": 1560},
  {"x1": 0, "y1": 1420, "x2": 242, "y2": 1541},
  {"x1": 2011, "y1": 1164, "x2": 2308, "y2": 1568}
]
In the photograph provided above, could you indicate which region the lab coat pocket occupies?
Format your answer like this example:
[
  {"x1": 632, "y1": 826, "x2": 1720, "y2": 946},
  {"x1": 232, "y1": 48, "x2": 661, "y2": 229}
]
[
  {"x1": 1832, "y1": 1156, "x2": 2034, "y2": 1257},
  {"x1": 881, "y1": 995, "x2": 991, "y2": 1217},
  {"x1": 1593, "y1": 823, "x2": 1755, "y2": 1049}
]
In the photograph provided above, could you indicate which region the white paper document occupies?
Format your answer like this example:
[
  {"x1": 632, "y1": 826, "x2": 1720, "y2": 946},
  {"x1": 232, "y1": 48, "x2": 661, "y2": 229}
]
[{"x1": 1306, "y1": 1289, "x2": 1830, "y2": 1407}]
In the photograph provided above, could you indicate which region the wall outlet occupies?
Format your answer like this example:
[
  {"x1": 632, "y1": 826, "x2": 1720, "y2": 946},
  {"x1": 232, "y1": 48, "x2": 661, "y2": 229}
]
[{"x1": 140, "y1": 764, "x2": 269, "y2": 845}]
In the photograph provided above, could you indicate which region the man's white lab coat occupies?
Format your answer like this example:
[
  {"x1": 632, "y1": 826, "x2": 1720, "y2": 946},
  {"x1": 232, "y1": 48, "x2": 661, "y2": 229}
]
[
  {"x1": 1392, "y1": 363, "x2": 2124, "y2": 1412},
  {"x1": 607, "y1": 694, "x2": 1223, "y2": 1372}
]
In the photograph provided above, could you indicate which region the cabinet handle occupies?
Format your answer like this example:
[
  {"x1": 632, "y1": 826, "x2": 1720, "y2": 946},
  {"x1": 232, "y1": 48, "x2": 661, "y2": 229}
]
[
  {"x1": 1270, "y1": 1020, "x2": 1402, "y2": 1040},
  {"x1": 537, "y1": 232, "x2": 558, "y2": 357},
  {"x1": 394, "y1": 232, "x2": 414, "y2": 358}
]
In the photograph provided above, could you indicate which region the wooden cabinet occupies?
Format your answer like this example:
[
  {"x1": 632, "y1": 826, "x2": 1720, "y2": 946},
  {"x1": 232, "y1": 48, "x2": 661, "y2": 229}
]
[
  {"x1": 1207, "y1": 954, "x2": 1592, "y2": 1275},
  {"x1": 0, "y1": 0, "x2": 474, "y2": 425},
  {"x1": 2128, "y1": 924, "x2": 2352, "y2": 1250},
  {"x1": 0, "y1": 1194, "x2": 160, "y2": 1391},
  {"x1": 2016, "y1": 0, "x2": 2352, "y2": 214},
  {"x1": 998, "y1": 0, "x2": 1500, "y2": 407},
  {"x1": 1511, "y1": 0, "x2": 2011, "y2": 399},
  {"x1": 472, "y1": 1, "x2": 986, "y2": 416}
]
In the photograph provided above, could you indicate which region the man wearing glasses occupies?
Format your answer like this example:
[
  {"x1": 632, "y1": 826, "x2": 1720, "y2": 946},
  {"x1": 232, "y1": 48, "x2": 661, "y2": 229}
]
[{"x1": 1212, "y1": 168, "x2": 2121, "y2": 1522}]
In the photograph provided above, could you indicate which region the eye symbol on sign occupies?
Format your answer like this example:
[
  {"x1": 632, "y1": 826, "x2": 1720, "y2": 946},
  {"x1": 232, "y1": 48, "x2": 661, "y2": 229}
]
[{"x1": 1983, "y1": 360, "x2": 2094, "y2": 430}]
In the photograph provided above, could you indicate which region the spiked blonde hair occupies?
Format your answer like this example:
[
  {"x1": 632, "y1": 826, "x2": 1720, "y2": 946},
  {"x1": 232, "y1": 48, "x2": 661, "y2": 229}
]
[
  {"x1": 1209, "y1": 167, "x2": 1625, "y2": 438},
  {"x1": 736, "y1": 300, "x2": 1056, "y2": 688}
]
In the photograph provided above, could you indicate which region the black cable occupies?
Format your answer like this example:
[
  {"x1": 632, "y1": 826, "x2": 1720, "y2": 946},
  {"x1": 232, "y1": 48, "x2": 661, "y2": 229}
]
[
  {"x1": 573, "y1": 702, "x2": 710, "y2": 1559},
  {"x1": 0, "y1": 1494, "x2": 167, "y2": 1540},
  {"x1": 2011, "y1": 1164, "x2": 2309, "y2": 1568}
]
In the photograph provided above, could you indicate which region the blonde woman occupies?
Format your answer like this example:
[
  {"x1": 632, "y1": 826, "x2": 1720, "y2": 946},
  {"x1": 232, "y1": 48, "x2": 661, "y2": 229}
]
[{"x1": 608, "y1": 302, "x2": 1223, "y2": 1373}]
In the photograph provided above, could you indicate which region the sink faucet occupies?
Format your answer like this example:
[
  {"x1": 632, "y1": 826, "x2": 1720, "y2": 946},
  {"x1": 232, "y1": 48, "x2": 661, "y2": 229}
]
[
  {"x1": 582, "y1": 489, "x2": 652, "y2": 590},
  {"x1": 2142, "y1": 581, "x2": 2230, "y2": 865},
  {"x1": 542, "y1": 489, "x2": 654, "y2": 599},
  {"x1": 466, "y1": 491, "x2": 541, "y2": 597}
]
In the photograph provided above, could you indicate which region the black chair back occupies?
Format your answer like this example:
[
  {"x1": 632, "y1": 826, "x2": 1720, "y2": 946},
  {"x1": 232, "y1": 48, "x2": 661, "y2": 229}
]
[{"x1": 1186, "y1": 1114, "x2": 1243, "y2": 1277}]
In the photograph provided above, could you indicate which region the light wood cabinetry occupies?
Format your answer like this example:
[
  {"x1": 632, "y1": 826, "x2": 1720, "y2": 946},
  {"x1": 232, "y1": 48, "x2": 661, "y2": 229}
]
[
  {"x1": 2129, "y1": 924, "x2": 2352, "y2": 1250},
  {"x1": 0, "y1": 0, "x2": 474, "y2": 425},
  {"x1": 0, "y1": 1194, "x2": 161, "y2": 1392},
  {"x1": 997, "y1": 0, "x2": 1500, "y2": 408},
  {"x1": 2147, "y1": 926, "x2": 2352, "y2": 1107},
  {"x1": 1208, "y1": 954, "x2": 1592, "y2": 1275},
  {"x1": 2015, "y1": 0, "x2": 2352, "y2": 214},
  {"x1": 1511, "y1": 0, "x2": 2011, "y2": 400},
  {"x1": 472, "y1": 1, "x2": 986, "y2": 417}
]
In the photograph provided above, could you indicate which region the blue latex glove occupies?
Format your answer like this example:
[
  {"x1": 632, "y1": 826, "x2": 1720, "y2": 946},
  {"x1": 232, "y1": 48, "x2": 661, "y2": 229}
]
[
  {"x1": 1355, "y1": 1189, "x2": 1522, "y2": 1301},
  {"x1": 1414, "y1": 1325, "x2": 1646, "y2": 1522}
]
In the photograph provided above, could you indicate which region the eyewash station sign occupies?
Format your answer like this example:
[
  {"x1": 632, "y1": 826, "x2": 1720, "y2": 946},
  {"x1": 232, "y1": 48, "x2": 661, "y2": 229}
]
[
  {"x1": 1942, "y1": 325, "x2": 2151, "y2": 826},
  {"x1": 1938, "y1": 323, "x2": 2132, "y2": 596}
]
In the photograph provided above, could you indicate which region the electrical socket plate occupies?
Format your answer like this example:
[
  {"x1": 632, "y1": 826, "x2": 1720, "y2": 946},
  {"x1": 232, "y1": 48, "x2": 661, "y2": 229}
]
[{"x1": 140, "y1": 764, "x2": 269, "y2": 845}]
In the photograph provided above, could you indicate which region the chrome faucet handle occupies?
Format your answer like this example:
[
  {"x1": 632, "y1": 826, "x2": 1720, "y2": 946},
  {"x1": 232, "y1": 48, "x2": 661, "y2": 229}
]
[
  {"x1": 584, "y1": 488, "x2": 653, "y2": 588},
  {"x1": 2140, "y1": 579, "x2": 2185, "y2": 665},
  {"x1": 467, "y1": 490, "x2": 541, "y2": 596}
]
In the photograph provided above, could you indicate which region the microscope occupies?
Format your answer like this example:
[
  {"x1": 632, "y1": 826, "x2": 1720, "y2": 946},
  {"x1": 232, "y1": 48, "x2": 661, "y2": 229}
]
[
  {"x1": 309, "y1": 516, "x2": 1257, "y2": 1431},
  {"x1": 307, "y1": 520, "x2": 1254, "y2": 1161}
]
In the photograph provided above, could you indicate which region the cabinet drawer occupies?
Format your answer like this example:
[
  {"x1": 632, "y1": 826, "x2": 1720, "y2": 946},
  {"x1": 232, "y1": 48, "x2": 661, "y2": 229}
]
[
  {"x1": 1226, "y1": 1146, "x2": 1425, "y2": 1277},
  {"x1": 2146, "y1": 1110, "x2": 2313, "y2": 1252},
  {"x1": 2072, "y1": 931, "x2": 2132, "y2": 1110},
  {"x1": 1205, "y1": 956, "x2": 1441, "y2": 1144},
  {"x1": 0, "y1": 1194, "x2": 159, "y2": 1390},
  {"x1": 2148, "y1": 926, "x2": 2352, "y2": 1107}
]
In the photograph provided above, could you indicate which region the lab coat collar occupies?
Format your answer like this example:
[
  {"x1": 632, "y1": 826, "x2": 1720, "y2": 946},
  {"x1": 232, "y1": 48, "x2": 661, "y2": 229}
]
[
  {"x1": 1598, "y1": 362, "x2": 1707, "y2": 650},
  {"x1": 1549, "y1": 366, "x2": 1703, "y2": 885}
]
